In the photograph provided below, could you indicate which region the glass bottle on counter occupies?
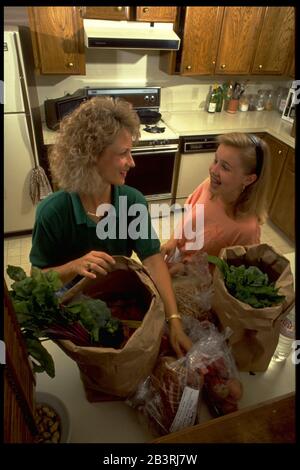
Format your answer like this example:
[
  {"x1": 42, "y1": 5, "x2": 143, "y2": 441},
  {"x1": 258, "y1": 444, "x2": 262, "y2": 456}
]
[
  {"x1": 207, "y1": 84, "x2": 218, "y2": 113},
  {"x1": 256, "y1": 90, "x2": 265, "y2": 111},
  {"x1": 272, "y1": 308, "x2": 295, "y2": 362},
  {"x1": 216, "y1": 86, "x2": 224, "y2": 112},
  {"x1": 239, "y1": 95, "x2": 249, "y2": 112},
  {"x1": 264, "y1": 90, "x2": 273, "y2": 111},
  {"x1": 223, "y1": 81, "x2": 234, "y2": 112},
  {"x1": 248, "y1": 94, "x2": 256, "y2": 111}
]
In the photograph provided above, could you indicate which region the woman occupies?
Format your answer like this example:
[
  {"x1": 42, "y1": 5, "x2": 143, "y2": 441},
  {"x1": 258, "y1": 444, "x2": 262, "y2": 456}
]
[
  {"x1": 29, "y1": 97, "x2": 192, "y2": 357},
  {"x1": 161, "y1": 132, "x2": 270, "y2": 272}
]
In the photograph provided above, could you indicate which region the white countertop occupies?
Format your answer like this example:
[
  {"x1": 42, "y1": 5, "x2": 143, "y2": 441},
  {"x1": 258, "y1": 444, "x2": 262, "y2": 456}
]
[
  {"x1": 36, "y1": 252, "x2": 295, "y2": 443},
  {"x1": 161, "y1": 110, "x2": 295, "y2": 147},
  {"x1": 42, "y1": 110, "x2": 295, "y2": 148}
]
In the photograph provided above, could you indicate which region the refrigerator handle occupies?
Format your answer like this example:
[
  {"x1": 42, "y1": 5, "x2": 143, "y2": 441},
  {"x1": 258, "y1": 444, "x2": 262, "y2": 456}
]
[{"x1": 13, "y1": 33, "x2": 39, "y2": 169}]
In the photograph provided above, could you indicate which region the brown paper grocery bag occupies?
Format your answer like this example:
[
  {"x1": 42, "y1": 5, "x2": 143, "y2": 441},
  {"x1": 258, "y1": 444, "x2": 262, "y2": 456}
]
[
  {"x1": 58, "y1": 256, "x2": 165, "y2": 401},
  {"x1": 211, "y1": 244, "x2": 295, "y2": 372}
]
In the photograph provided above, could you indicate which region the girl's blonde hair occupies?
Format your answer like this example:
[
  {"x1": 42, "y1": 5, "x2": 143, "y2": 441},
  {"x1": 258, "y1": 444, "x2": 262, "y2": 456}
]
[
  {"x1": 217, "y1": 132, "x2": 270, "y2": 223},
  {"x1": 49, "y1": 97, "x2": 140, "y2": 194}
]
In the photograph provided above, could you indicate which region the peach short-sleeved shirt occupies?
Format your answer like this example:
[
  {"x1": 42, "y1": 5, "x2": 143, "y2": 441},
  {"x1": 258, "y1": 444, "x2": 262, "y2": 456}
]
[{"x1": 176, "y1": 178, "x2": 260, "y2": 258}]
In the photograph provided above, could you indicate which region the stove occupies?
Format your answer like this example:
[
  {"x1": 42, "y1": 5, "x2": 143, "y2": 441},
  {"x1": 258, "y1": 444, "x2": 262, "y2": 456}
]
[{"x1": 85, "y1": 86, "x2": 179, "y2": 148}]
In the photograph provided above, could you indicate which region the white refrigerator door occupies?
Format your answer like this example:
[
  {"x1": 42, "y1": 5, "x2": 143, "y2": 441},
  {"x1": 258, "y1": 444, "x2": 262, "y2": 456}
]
[
  {"x1": 4, "y1": 30, "x2": 25, "y2": 113},
  {"x1": 4, "y1": 113, "x2": 36, "y2": 233}
]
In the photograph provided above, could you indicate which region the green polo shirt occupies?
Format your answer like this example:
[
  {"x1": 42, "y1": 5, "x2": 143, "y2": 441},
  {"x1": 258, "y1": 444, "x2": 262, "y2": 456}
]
[{"x1": 30, "y1": 185, "x2": 160, "y2": 268}]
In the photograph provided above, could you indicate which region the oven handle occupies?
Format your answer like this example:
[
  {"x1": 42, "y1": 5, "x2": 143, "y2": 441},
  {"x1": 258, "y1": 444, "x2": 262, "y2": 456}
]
[{"x1": 131, "y1": 146, "x2": 178, "y2": 155}]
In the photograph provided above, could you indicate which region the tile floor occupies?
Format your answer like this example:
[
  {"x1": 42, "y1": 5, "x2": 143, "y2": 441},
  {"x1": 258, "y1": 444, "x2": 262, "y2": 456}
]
[{"x1": 4, "y1": 216, "x2": 295, "y2": 289}]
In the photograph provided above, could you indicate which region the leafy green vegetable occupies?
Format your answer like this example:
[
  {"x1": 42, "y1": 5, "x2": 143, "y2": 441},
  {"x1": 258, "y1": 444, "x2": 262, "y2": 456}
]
[
  {"x1": 6, "y1": 265, "x2": 124, "y2": 377},
  {"x1": 25, "y1": 337, "x2": 55, "y2": 378},
  {"x1": 207, "y1": 255, "x2": 285, "y2": 308},
  {"x1": 65, "y1": 297, "x2": 111, "y2": 343}
]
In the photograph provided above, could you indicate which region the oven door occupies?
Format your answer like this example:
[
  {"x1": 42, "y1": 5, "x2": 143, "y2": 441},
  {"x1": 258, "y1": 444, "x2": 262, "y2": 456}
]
[{"x1": 125, "y1": 145, "x2": 178, "y2": 201}]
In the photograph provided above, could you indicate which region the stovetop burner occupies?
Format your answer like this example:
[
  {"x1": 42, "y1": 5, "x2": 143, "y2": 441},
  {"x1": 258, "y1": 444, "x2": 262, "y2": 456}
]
[{"x1": 143, "y1": 125, "x2": 166, "y2": 134}]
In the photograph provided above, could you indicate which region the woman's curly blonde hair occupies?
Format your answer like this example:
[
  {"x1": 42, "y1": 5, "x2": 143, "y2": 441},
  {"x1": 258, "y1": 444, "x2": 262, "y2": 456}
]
[{"x1": 49, "y1": 97, "x2": 140, "y2": 194}]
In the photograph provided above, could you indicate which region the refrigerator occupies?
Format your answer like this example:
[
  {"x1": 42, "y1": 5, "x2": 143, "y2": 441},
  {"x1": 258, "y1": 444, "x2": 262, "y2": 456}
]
[{"x1": 4, "y1": 26, "x2": 44, "y2": 234}]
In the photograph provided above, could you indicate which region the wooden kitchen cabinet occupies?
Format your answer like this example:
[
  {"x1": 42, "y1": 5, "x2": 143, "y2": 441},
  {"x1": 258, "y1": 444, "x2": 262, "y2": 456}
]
[
  {"x1": 80, "y1": 6, "x2": 177, "y2": 22},
  {"x1": 252, "y1": 7, "x2": 294, "y2": 75},
  {"x1": 263, "y1": 134, "x2": 289, "y2": 209},
  {"x1": 80, "y1": 6, "x2": 131, "y2": 20},
  {"x1": 285, "y1": 27, "x2": 295, "y2": 78},
  {"x1": 269, "y1": 147, "x2": 295, "y2": 242},
  {"x1": 27, "y1": 7, "x2": 85, "y2": 75},
  {"x1": 136, "y1": 6, "x2": 177, "y2": 22},
  {"x1": 162, "y1": 6, "x2": 294, "y2": 77},
  {"x1": 215, "y1": 7, "x2": 264, "y2": 75},
  {"x1": 178, "y1": 7, "x2": 224, "y2": 75}
]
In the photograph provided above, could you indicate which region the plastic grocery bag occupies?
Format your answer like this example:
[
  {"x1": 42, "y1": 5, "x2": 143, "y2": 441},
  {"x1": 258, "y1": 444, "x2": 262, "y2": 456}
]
[
  {"x1": 211, "y1": 244, "x2": 295, "y2": 372},
  {"x1": 58, "y1": 256, "x2": 165, "y2": 401},
  {"x1": 127, "y1": 316, "x2": 243, "y2": 435}
]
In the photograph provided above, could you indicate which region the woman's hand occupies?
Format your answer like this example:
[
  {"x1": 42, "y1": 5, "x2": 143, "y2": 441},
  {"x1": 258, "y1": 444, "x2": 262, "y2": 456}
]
[
  {"x1": 160, "y1": 238, "x2": 177, "y2": 263},
  {"x1": 168, "y1": 318, "x2": 193, "y2": 358},
  {"x1": 71, "y1": 250, "x2": 116, "y2": 279}
]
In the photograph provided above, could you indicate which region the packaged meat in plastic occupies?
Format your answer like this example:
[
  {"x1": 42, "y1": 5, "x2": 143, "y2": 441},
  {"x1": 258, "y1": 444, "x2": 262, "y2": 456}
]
[
  {"x1": 127, "y1": 316, "x2": 243, "y2": 435},
  {"x1": 127, "y1": 350, "x2": 204, "y2": 435},
  {"x1": 182, "y1": 316, "x2": 243, "y2": 417}
]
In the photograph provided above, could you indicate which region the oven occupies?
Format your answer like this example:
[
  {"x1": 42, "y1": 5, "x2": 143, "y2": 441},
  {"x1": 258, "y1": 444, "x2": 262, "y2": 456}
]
[{"x1": 126, "y1": 142, "x2": 178, "y2": 201}]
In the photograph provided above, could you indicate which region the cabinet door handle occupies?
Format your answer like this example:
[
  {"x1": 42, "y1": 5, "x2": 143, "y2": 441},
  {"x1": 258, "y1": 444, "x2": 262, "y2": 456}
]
[
  {"x1": 220, "y1": 64, "x2": 226, "y2": 69},
  {"x1": 258, "y1": 64, "x2": 263, "y2": 69},
  {"x1": 212, "y1": 60, "x2": 216, "y2": 65},
  {"x1": 186, "y1": 65, "x2": 192, "y2": 70},
  {"x1": 67, "y1": 62, "x2": 74, "y2": 68},
  {"x1": 278, "y1": 150, "x2": 282, "y2": 155},
  {"x1": 143, "y1": 7, "x2": 149, "y2": 12}
]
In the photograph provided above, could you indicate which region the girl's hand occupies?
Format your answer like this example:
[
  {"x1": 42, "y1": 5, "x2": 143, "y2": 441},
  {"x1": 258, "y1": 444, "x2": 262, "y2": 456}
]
[{"x1": 72, "y1": 251, "x2": 116, "y2": 279}]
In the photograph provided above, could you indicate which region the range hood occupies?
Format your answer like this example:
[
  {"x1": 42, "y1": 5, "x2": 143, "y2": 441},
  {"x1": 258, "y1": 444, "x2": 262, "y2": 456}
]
[{"x1": 84, "y1": 19, "x2": 180, "y2": 50}]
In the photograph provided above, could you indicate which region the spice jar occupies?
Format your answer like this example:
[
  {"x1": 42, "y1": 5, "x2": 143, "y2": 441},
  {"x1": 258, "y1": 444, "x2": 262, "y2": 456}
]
[
  {"x1": 256, "y1": 90, "x2": 265, "y2": 111},
  {"x1": 248, "y1": 94, "x2": 256, "y2": 111},
  {"x1": 239, "y1": 96, "x2": 249, "y2": 112},
  {"x1": 264, "y1": 90, "x2": 273, "y2": 111}
]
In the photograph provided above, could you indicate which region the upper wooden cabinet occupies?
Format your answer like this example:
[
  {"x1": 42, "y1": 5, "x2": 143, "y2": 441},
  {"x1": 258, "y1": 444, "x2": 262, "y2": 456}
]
[
  {"x1": 80, "y1": 6, "x2": 177, "y2": 22},
  {"x1": 136, "y1": 6, "x2": 177, "y2": 22},
  {"x1": 252, "y1": 7, "x2": 295, "y2": 75},
  {"x1": 215, "y1": 7, "x2": 264, "y2": 75},
  {"x1": 179, "y1": 7, "x2": 224, "y2": 75},
  {"x1": 163, "y1": 6, "x2": 294, "y2": 77},
  {"x1": 28, "y1": 7, "x2": 85, "y2": 75},
  {"x1": 81, "y1": 6, "x2": 131, "y2": 20}
]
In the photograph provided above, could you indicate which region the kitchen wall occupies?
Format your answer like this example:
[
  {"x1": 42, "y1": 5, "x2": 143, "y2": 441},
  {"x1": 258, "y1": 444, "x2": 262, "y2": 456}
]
[
  {"x1": 35, "y1": 49, "x2": 293, "y2": 120},
  {"x1": 4, "y1": 6, "x2": 293, "y2": 120}
]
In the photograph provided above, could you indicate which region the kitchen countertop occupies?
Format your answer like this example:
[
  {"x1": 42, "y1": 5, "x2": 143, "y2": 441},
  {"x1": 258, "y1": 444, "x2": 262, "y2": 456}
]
[
  {"x1": 35, "y1": 252, "x2": 295, "y2": 444},
  {"x1": 161, "y1": 110, "x2": 295, "y2": 148},
  {"x1": 42, "y1": 110, "x2": 295, "y2": 148}
]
